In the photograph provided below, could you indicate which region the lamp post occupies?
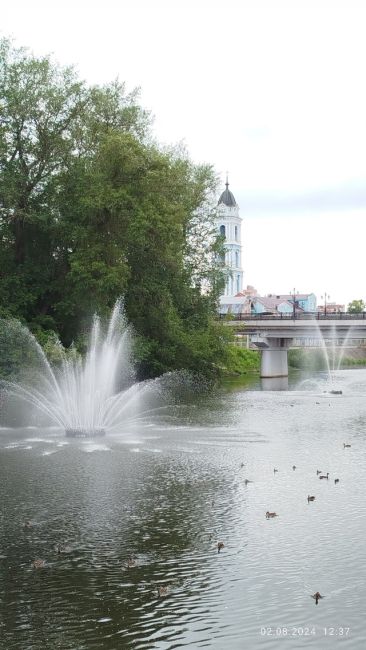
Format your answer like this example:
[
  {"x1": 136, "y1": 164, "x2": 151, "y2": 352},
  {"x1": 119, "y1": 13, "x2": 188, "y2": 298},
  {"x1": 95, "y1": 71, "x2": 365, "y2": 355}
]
[
  {"x1": 321, "y1": 292, "x2": 330, "y2": 316},
  {"x1": 290, "y1": 288, "x2": 297, "y2": 319}
]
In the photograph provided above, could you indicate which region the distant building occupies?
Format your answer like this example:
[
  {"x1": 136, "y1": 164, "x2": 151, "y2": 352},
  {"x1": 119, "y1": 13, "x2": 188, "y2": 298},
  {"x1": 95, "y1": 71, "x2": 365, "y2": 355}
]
[
  {"x1": 317, "y1": 302, "x2": 345, "y2": 314},
  {"x1": 216, "y1": 178, "x2": 243, "y2": 299},
  {"x1": 251, "y1": 292, "x2": 317, "y2": 315},
  {"x1": 219, "y1": 285, "x2": 257, "y2": 315},
  {"x1": 251, "y1": 296, "x2": 294, "y2": 315},
  {"x1": 275, "y1": 293, "x2": 316, "y2": 312},
  {"x1": 219, "y1": 290, "x2": 317, "y2": 316}
]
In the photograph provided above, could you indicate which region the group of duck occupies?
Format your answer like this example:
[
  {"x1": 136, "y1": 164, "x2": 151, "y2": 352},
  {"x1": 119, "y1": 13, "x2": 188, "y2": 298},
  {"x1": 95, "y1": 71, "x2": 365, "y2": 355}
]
[
  {"x1": 24, "y1": 523, "x2": 170, "y2": 597},
  {"x1": 217, "y1": 442, "x2": 352, "y2": 605}
]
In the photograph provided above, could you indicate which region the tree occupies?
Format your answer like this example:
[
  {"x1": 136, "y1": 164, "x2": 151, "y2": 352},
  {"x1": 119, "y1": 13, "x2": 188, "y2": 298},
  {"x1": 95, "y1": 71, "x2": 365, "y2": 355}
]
[
  {"x1": 347, "y1": 299, "x2": 365, "y2": 313},
  {"x1": 0, "y1": 39, "x2": 229, "y2": 379},
  {"x1": 0, "y1": 38, "x2": 148, "y2": 327}
]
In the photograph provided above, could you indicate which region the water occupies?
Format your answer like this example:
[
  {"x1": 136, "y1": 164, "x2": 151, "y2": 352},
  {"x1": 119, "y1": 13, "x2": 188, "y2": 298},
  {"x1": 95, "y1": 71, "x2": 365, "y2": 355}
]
[{"x1": 1, "y1": 369, "x2": 366, "y2": 648}]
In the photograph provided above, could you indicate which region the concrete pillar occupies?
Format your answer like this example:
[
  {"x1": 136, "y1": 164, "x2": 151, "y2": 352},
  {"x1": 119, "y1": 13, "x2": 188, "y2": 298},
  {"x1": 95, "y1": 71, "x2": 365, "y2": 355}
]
[
  {"x1": 251, "y1": 336, "x2": 293, "y2": 378},
  {"x1": 261, "y1": 347, "x2": 288, "y2": 377}
]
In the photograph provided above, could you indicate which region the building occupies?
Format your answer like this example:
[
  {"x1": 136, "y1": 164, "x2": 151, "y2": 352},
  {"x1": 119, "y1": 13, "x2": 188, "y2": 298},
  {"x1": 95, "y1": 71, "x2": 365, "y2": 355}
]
[
  {"x1": 251, "y1": 296, "x2": 294, "y2": 315},
  {"x1": 317, "y1": 302, "x2": 345, "y2": 314},
  {"x1": 278, "y1": 293, "x2": 317, "y2": 312},
  {"x1": 251, "y1": 293, "x2": 317, "y2": 315},
  {"x1": 216, "y1": 178, "x2": 243, "y2": 298},
  {"x1": 219, "y1": 285, "x2": 257, "y2": 315},
  {"x1": 219, "y1": 290, "x2": 317, "y2": 316}
]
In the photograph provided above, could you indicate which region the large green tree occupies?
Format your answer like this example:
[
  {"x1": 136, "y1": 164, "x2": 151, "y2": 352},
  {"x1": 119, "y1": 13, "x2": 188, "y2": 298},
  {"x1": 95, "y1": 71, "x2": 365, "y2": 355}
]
[{"x1": 0, "y1": 39, "x2": 228, "y2": 379}]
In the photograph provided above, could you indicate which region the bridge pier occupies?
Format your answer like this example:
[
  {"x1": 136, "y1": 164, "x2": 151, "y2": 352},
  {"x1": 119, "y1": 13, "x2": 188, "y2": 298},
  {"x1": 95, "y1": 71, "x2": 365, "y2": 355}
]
[{"x1": 252, "y1": 336, "x2": 293, "y2": 378}]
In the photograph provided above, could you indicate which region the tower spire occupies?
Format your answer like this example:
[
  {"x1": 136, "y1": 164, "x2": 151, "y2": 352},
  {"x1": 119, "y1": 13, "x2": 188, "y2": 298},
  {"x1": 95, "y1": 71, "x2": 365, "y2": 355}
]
[{"x1": 225, "y1": 171, "x2": 229, "y2": 189}]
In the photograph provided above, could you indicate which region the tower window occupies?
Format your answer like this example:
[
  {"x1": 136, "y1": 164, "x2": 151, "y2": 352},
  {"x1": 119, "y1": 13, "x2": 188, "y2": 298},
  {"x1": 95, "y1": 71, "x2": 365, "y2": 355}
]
[
  {"x1": 235, "y1": 225, "x2": 238, "y2": 241},
  {"x1": 235, "y1": 251, "x2": 239, "y2": 267},
  {"x1": 220, "y1": 225, "x2": 225, "y2": 237}
]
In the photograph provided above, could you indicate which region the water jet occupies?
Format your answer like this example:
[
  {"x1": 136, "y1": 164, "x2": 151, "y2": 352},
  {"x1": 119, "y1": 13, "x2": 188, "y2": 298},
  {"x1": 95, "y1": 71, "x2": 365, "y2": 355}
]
[{"x1": 4, "y1": 300, "x2": 162, "y2": 435}]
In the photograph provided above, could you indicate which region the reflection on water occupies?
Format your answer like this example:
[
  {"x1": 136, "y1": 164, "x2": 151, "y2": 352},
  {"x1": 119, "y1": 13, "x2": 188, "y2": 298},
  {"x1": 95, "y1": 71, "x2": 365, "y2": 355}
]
[
  {"x1": 1, "y1": 369, "x2": 366, "y2": 648},
  {"x1": 261, "y1": 376, "x2": 289, "y2": 391}
]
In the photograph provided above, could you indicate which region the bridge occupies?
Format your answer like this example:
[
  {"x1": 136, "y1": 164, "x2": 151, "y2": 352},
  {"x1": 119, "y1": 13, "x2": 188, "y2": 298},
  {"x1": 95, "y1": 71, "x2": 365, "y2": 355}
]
[{"x1": 220, "y1": 313, "x2": 366, "y2": 378}]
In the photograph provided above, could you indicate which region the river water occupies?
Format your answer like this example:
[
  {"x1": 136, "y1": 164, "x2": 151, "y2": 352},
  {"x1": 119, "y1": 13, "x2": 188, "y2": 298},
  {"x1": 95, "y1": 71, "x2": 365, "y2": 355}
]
[{"x1": 1, "y1": 369, "x2": 366, "y2": 649}]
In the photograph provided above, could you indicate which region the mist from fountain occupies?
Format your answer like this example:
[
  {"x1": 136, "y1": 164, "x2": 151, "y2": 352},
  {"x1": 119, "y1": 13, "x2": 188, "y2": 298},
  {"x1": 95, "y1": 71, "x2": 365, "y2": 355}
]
[
  {"x1": 3, "y1": 301, "x2": 163, "y2": 435},
  {"x1": 313, "y1": 320, "x2": 355, "y2": 385}
]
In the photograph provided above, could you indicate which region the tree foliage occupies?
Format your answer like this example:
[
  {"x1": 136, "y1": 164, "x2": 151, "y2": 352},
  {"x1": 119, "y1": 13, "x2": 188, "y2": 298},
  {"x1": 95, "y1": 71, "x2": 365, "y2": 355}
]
[
  {"x1": 0, "y1": 39, "x2": 228, "y2": 379},
  {"x1": 347, "y1": 299, "x2": 365, "y2": 313}
]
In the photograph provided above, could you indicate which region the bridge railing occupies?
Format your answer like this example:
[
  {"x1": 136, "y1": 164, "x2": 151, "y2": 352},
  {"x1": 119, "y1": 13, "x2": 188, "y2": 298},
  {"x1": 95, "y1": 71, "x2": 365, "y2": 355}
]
[{"x1": 218, "y1": 312, "x2": 366, "y2": 322}]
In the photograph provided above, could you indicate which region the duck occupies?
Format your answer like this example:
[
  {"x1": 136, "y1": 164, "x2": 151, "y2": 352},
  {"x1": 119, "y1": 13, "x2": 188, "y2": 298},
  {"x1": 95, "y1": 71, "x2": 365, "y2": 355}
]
[
  {"x1": 125, "y1": 555, "x2": 137, "y2": 568},
  {"x1": 334, "y1": 478, "x2": 339, "y2": 484},
  {"x1": 311, "y1": 591, "x2": 324, "y2": 605},
  {"x1": 307, "y1": 495, "x2": 316, "y2": 502},
  {"x1": 343, "y1": 443, "x2": 351, "y2": 448},
  {"x1": 157, "y1": 585, "x2": 170, "y2": 597},
  {"x1": 32, "y1": 559, "x2": 46, "y2": 569},
  {"x1": 23, "y1": 520, "x2": 32, "y2": 529},
  {"x1": 266, "y1": 511, "x2": 278, "y2": 518},
  {"x1": 273, "y1": 468, "x2": 278, "y2": 474},
  {"x1": 316, "y1": 470, "x2": 322, "y2": 475},
  {"x1": 240, "y1": 462, "x2": 244, "y2": 468},
  {"x1": 292, "y1": 465, "x2": 296, "y2": 470},
  {"x1": 319, "y1": 473, "x2": 329, "y2": 479},
  {"x1": 55, "y1": 543, "x2": 72, "y2": 554},
  {"x1": 217, "y1": 542, "x2": 225, "y2": 553},
  {"x1": 244, "y1": 479, "x2": 253, "y2": 485}
]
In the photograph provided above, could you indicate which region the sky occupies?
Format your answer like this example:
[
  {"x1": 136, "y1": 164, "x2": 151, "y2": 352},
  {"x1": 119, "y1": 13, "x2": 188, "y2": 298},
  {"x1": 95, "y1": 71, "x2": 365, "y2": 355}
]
[{"x1": 2, "y1": 0, "x2": 366, "y2": 306}]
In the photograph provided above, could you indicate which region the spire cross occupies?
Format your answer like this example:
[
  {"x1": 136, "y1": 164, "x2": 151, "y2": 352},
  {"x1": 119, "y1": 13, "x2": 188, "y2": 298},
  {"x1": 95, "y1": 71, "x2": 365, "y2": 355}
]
[{"x1": 225, "y1": 171, "x2": 229, "y2": 189}]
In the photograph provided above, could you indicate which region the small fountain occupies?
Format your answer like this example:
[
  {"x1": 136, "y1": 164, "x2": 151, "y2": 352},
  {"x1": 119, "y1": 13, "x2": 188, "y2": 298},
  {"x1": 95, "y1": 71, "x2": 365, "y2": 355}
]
[
  {"x1": 314, "y1": 320, "x2": 355, "y2": 391},
  {"x1": 3, "y1": 301, "x2": 157, "y2": 436}
]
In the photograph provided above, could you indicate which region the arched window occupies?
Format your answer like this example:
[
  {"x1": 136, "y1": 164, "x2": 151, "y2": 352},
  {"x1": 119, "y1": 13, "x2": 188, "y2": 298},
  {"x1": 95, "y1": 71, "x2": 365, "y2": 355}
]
[
  {"x1": 235, "y1": 251, "x2": 239, "y2": 267},
  {"x1": 220, "y1": 225, "x2": 225, "y2": 237},
  {"x1": 237, "y1": 275, "x2": 240, "y2": 293},
  {"x1": 234, "y1": 225, "x2": 238, "y2": 241}
]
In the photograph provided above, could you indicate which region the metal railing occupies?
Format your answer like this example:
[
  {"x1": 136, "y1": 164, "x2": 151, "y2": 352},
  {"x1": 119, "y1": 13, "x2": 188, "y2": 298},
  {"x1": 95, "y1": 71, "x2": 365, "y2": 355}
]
[{"x1": 218, "y1": 312, "x2": 366, "y2": 322}]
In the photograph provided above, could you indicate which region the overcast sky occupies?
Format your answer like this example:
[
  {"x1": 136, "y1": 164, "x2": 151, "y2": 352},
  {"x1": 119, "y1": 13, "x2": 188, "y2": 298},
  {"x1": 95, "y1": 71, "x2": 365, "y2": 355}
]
[{"x1": 2, "y1": 0, "x2": 366, "y2": 306}]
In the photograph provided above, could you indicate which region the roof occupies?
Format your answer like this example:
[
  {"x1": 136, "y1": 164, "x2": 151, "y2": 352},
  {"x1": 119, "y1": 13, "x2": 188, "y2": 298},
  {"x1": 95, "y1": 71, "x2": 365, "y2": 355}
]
[
  {"x1": 253, "y1": 297, "x2": 305, "y2": 312},
  {"x1": 254, "y1": 297, "x2": 292, "y2": 309},
  {"x1": 275, "y1": 293, "x2": 314, "y2": 300},
  {"x1": 218, "y1": 180, "x2": 237, "y2": 207}
]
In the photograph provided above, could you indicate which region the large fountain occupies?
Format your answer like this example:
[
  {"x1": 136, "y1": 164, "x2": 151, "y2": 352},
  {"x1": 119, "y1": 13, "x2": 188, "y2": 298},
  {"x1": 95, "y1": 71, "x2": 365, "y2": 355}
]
[{"x1": 4, "y1": 301, "x2": 154, "y2": 436}]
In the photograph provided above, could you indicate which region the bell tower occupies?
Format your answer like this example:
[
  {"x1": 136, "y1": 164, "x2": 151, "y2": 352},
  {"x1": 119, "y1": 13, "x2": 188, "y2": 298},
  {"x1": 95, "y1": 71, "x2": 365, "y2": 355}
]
[{"x1": 217, "y1": 177, "x2": 243, "y2": 296}]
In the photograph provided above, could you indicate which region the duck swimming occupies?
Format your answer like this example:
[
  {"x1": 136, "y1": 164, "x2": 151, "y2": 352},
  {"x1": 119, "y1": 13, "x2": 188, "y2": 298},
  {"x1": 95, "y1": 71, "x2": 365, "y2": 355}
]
[
  {"x1": 32, "y1": 559, "x2": 46, "y2": 569},
  {"x1": 217, "y1": 542, "x2": 225, "y2": 553},
  {"x1": 307, "y1": 495, "x2": 315, "y2": 502},
  {"x1": 343, "y1": 443, "x2": 351, "y2": 448},
  {"x1": 311, "y1": 592, "x2": 324, "y2": 605},
  {"x1": 266, "y1": 511, "x2": 278, "y2": 518},
  {"x1": 319, "y1": 473, "x2": 329, "y2": 479},
  {"x1": 55, "y1": 544, "x2": 72, "y2": 554},
  {"x1": 157, "y1": 585, "x2": 170, "y2": 597}
]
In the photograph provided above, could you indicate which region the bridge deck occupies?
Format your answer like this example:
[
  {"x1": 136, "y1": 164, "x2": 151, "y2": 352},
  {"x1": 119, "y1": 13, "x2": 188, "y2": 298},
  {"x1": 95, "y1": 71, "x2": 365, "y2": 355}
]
[{"x1": 221, "y1": 314, "x2": 366, "y2": 339}]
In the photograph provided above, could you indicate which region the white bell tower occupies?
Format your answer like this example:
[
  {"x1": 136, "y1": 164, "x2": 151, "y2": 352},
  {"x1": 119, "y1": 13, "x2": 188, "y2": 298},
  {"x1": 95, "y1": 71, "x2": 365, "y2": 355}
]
[{"x1": 217, "y1": 177, "x2": 243, "y2": 296}]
